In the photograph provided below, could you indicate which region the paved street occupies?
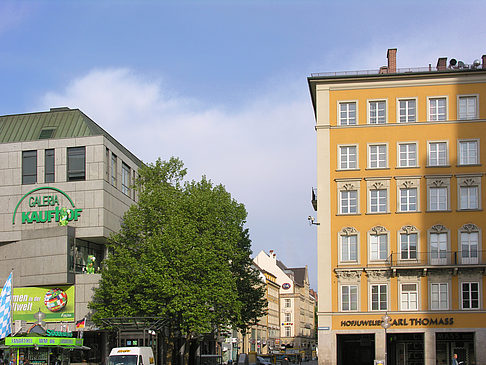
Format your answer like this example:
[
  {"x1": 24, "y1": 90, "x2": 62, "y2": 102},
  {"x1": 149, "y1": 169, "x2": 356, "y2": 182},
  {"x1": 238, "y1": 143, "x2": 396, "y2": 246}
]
[{"x1": 300, "y1": 360, "x2": 317, "y2": 365}]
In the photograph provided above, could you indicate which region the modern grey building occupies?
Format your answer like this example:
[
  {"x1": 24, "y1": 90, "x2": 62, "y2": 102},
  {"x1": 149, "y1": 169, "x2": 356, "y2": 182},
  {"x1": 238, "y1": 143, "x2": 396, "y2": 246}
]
[{"x1": 0, "y1": 107, "x2": 143, "y2": 363}]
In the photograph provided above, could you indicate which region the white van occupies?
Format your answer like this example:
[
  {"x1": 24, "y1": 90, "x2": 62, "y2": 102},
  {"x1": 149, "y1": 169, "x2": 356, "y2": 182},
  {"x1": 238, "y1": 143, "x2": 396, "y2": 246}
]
[{"x1": 109, "y1": 347, "x2": 155, "y2": 365}]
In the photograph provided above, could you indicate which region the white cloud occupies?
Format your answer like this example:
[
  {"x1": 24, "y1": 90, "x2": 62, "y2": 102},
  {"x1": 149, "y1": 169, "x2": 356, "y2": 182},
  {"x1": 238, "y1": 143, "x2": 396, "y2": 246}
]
[{"x1": 41, "y1": 67, "x2": 318, "y2": 285}]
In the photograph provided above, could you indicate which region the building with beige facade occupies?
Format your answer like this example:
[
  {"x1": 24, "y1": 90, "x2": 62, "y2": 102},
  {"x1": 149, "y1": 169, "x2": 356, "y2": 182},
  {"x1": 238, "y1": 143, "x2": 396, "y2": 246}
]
[
  {"x1": 253, "y1": 251, "x2": 316, "y2": 357},
  {"x1": 0, "y1": 107, "x2": 142, "y2": 363},
  {"x1": 308, "y1": 49, "x2": 486, "y2": 365},
  {"x1": 237, "y1": 266, "x2": 281, "y2": 358}
]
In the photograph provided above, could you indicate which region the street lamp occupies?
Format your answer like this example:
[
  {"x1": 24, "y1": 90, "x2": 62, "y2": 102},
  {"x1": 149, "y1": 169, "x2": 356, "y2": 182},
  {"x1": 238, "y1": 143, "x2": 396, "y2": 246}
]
[
  {"x1": 33, "y1": 308, "x2": 46, "y2": 327},
  {"x1": 380, "y1": 314, "x2": 391, "y2": 365}
]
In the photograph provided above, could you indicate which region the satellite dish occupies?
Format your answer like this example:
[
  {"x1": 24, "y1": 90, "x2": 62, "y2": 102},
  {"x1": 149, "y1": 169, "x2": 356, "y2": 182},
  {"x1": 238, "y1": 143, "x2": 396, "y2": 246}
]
[
  {"x1": 450, "y1": 58, "x2": 457, "y2": 67},
  {"x1": 458, "y1": 61, "x2": 465, "y2": 68},
  {"x1": 473, "y1": 59, "x2": 481, "y2": 68}
]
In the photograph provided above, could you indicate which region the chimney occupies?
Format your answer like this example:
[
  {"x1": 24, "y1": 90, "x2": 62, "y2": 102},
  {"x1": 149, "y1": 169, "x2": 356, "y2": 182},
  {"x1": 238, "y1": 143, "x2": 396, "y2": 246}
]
[
  {"x1": 387, "y1": 48, "x2": 397, "y2": 73},
  {"x1": 482, "y1": 55, "x2": 486, "y2": 69},
  {"x1": 437, "y1": 57, "x2": 447, "y2": 71}
]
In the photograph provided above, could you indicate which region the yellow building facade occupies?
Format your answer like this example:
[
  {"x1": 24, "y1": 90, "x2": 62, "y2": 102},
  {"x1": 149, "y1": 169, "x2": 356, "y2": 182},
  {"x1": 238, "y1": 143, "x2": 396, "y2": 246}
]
[
  {"x1": 239, "y1": 268, "x2": 281, "y2": 357},
  {"x1": 308, "y1": 49, "x2": 486, "y2": 365}
]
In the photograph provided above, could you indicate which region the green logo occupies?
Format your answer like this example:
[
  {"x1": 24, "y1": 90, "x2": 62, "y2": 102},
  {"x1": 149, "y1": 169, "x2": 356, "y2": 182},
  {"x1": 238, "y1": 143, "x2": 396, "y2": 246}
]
[{"x1": 12, "y1": 187, "x2": 82, "y2": 225}]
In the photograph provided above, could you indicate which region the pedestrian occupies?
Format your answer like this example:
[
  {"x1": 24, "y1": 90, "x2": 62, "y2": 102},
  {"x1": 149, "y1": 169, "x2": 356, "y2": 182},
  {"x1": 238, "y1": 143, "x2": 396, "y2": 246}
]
[{"x1": 452, "y1": 353, "x2": 458, "y2": 365}]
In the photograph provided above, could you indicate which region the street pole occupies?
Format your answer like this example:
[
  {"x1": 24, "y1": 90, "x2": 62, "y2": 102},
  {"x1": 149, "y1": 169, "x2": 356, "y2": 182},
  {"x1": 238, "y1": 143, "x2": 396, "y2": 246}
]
[{"x1": 380, "y1": 314, "x2": 391, "y2": 365}]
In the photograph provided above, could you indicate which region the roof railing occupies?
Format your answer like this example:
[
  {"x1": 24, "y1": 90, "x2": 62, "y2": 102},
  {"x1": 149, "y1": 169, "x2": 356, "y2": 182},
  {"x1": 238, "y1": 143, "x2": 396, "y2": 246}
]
[{"x1": 310, "y1": 64, "x2": 484, "y2": 78}]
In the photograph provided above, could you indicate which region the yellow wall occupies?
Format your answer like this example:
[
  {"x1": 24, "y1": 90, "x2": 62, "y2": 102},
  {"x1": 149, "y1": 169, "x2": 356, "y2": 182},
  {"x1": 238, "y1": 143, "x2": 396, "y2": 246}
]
[
  {"x1": 327, "y1": 77, "x2": 486, "y2": 320},
  {"x1": 329, "y1": 82, "x2": 486, "y2": 126}
]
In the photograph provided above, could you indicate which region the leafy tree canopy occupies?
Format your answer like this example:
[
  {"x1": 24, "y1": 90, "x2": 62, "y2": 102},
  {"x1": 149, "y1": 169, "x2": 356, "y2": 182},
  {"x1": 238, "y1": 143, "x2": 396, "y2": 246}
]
[{"x1": 90, "y1": 157, "x2": 266, "y2": 336}]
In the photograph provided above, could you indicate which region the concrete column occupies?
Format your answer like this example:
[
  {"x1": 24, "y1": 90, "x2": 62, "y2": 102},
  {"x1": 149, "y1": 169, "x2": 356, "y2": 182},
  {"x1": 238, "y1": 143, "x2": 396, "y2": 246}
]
[
  {"x1": 475, "y1": 329, "x2": 486, "y2": 364},
  {"x1": 424, "y1": 331, "x2": 436, "y2": 365},
  {"x1": 375, "y1": 330, "x2": 385, "y2": 362},
  {"x1": 318, "y1": 331, "x2": 335, "y2": 365}
]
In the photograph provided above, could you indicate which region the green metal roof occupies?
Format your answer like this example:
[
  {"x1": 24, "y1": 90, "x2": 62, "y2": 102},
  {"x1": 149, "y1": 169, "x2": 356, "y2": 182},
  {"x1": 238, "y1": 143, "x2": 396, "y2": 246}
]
[{"x1": 0, "y1": 108, "x2": 143, "y2": 166}]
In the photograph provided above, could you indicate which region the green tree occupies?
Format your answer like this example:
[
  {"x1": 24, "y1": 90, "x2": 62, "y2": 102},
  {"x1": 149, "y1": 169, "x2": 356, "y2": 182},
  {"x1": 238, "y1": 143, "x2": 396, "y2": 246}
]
[{"x1": 89, "y1": 157, "x2": 266, "y2": 357}]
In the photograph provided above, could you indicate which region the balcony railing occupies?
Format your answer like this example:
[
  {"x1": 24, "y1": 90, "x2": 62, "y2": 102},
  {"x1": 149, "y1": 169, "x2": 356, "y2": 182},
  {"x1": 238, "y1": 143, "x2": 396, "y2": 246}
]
[{"x1": 387, "y1": 250, "x2": 486, "y2": 267}]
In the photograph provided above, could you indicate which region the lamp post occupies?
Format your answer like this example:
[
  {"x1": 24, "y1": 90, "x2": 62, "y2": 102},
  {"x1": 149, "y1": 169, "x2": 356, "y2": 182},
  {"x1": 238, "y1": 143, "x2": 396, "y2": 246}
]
[
  {"x1": 33, "y1": 308, "x2": 46, "y2": 327},
  {"x1": 380, "y1": 314, "x2": 391, "y2": 365}
]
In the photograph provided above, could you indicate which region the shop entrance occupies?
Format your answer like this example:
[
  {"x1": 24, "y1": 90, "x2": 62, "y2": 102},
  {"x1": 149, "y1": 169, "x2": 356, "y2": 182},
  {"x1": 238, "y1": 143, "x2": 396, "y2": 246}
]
[
  {"x1": 436, "y1": 332, "x2": 475, "y2": 365},
  {"x1": 337, "y1": 334, "x2": 374, "y2": 365},
  {"x1": 387, "y1": 333, "x2": 424, "y2": 365}
]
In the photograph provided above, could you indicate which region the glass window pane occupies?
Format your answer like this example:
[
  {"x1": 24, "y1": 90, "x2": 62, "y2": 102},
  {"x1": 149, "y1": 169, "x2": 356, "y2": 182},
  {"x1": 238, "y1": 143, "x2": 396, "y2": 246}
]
[
  {"x1": 45, "y1": 149, "x2": 55, "y2": 183},
  {"x1": 22, "y1": 150, "x2": 37, "y2": 185},
  {"x1": 67, "y1": 147, "x2": 86, "y2": 181}
]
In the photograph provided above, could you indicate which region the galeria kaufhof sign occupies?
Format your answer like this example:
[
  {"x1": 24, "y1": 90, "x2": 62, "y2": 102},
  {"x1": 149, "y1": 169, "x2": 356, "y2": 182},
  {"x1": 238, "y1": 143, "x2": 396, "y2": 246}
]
[{"x1": 12, "y1": 187, "x2": 82, "y2": 225}]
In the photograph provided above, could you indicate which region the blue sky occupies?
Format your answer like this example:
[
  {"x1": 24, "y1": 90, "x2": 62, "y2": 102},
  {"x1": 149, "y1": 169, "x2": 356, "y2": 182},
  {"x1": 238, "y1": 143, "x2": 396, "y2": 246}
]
[{"x1": 1, "y1": 0, "x2": 486, "y2": 288}]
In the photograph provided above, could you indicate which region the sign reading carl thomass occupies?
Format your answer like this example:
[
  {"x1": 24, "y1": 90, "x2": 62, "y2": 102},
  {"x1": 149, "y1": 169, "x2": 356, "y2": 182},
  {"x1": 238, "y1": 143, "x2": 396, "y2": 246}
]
[{"x1": 12, "y1": 187, "x2": 82, "y2": 225}]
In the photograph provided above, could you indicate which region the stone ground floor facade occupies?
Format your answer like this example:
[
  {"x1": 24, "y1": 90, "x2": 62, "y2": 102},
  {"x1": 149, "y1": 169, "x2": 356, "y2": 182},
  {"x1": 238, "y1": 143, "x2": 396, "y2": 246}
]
[{"x1": 318, "y1": 316, "x2": 486, "y2": 365}]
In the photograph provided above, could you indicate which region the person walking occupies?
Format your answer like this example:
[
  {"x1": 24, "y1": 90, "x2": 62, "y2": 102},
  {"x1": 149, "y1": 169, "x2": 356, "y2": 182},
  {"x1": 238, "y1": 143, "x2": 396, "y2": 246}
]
[{"x1": 452, "y1": 353, "x2": 458, "y2": 365}]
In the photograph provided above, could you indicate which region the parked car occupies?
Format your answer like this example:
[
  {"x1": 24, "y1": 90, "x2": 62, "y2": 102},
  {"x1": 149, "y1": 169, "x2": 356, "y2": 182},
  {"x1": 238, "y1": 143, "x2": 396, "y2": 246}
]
[
  {"x1": 256, "y1": 357, "x2": 273, "y2": 365},
  {"x1": 238, "y1": 354, "x2": 249, "y2": 365}
]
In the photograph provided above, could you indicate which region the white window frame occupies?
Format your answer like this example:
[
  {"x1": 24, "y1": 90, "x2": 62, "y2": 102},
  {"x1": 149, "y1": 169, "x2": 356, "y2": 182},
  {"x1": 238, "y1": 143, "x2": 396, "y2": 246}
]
[
  {"x1": 460, "y1": 231, "x2": 479, "y2": 265},
  {"x1": 336, "y1": 179, "x2": 361, "y2": 215},
  {"x1": 370, "y1": 234, "x2": 388, "y2": 261},
  {"x1": 461, "y1": 282, "x2": 480, "y2": 310},
  {"x1": 457, "y1": 175, "x2": 481, "y2": 211},
  {"x1": 341, "y1": 285, "x2": 358, "y2": 311},
  {"x1": 370, "y1": 283, "x2": 388, "y2": 311},
  {"x1": 397, "y1": 142, "x2": 418, "y2": 168},
  {"x1": 338, "y1": 145, "x2": 358, "y2": 170},
  {"x1": 284, "y1": 312, "x2": 291, "y2": 322},
  {"x1": 338, "y1": 101, "x2": 358, "y2": 126},
  {"x1": 369, "y1": 189, "x2": 387, "y2": 213},
  {"x1": 400, "y1": 282, "x2": 418, "y2": 311},
  {"x1": 460, "y1": 186, "x2": 479, "y2": 210},
  {"x1": 426, "y1": 176, "x2": 450, "y2": 212},
  {"x1": 399, "y1": 228, "x2": 419, "y2": 261},
  {"x1": 458, "y1": 139, "x2": 479, "y2": 165},
  {"x1": 368, "y1": 226, "x2": 388, "y2": 262},
  {"x1": 430, "y1": 283, "x2": 449, "y2": 310},
  {"x1": 427, "y1": 141, "x2": 449, "y2": 166},
  {"x1": 366, "y1": 178, "x2": 390, "y2": 214},
  {"x1": 339, "y1": 227, "x2": 359, "y2": 263},
  {"x1": 399, "y1": 187, "x2": 418, "y2": 212},
  {"x1": 284, "y1": 299, "x2": 291, "y2": 308},
  {"x1": 368, "y1": 99, "x2": 387, "y2": 124},
  {"x1": 428, "y1": 225, "x2": 450, "y2": 265},
  {"x1": 368, "y1": 143, "x2": 388, "y2": 169},
  {"x1": 340, "y1": 190, "x2": 358, "y2": 214},
  {"x1": 459, "y1": 224, "x2": 481, "y2": 265},
  {"x1": 397, "y1": 98, "x2": 417, "y2": 123},
  {"x1": 429, "y1": 186, "x2": 448, "y2": 211},
  {"x1": 395, "y1": 177, "x2": 420, "y2": 213},
  {"x1": 284, "y1": 326, "x2": 291, "y2": 337},
  {"x1": 428, "y1": 96, "x2": 448, "y2": 122},
  {"x1": 457, "y1": 94, "x2": 479, "y2": 120}
]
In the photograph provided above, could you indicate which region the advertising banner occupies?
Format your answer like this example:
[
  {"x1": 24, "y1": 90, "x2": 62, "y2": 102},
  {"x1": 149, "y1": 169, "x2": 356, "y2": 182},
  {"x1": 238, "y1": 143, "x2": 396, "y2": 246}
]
[
  {"x1": 12, "y1": 286, "x2": 74, "y2": 322},
  {"x1": 5, "y1": 337, "x2": 83, "y2": 347}
]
